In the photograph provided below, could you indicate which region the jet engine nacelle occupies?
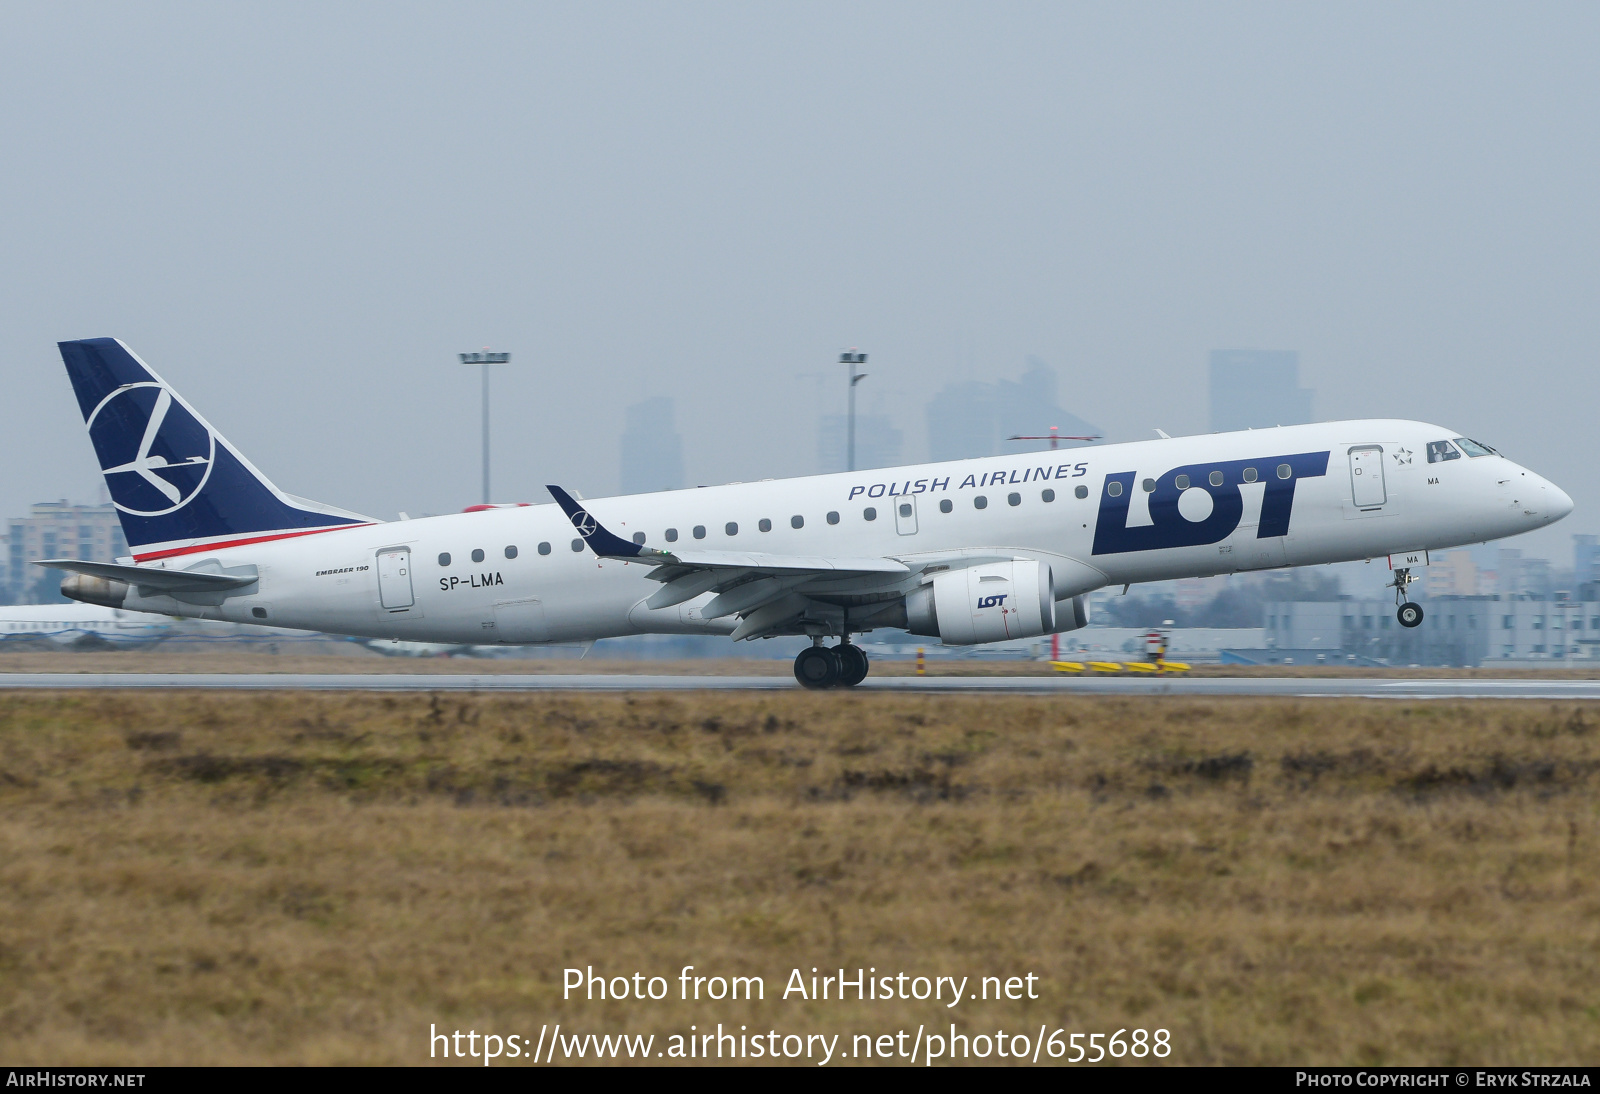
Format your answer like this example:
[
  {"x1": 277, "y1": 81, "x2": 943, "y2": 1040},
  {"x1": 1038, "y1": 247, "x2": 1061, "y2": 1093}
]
[{"x1": 906, "y1": 560, "x2": 1085, "y2": 645}]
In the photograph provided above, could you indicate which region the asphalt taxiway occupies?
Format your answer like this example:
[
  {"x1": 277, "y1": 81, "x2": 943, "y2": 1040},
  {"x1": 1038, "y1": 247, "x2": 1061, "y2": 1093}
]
[{"x1": 0, "y1": 673, "x2": 1597, "y2": 699}]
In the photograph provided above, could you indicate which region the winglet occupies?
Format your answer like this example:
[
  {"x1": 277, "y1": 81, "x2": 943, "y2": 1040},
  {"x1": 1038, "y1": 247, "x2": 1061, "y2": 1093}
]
[{"x1": 546, "y1": 485, "x2": 678, "y2": 563}]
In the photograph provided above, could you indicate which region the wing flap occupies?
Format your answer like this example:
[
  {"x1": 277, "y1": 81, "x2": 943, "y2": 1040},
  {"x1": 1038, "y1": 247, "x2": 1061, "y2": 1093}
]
[{"x1": 546, "y1": 484, "x2": 909, "y2": 579}]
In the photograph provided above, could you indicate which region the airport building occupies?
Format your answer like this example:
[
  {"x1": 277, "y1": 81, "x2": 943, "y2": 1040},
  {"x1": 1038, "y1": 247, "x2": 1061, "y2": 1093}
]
[
  {"x1": 618, "y1": 396, "x2": 686, "y2": 495},
  {"x1": 1208, "y1": 349, "x2": 1314, "y2": 433},
  {"x1": 1262, "y1": 592, "x2": 1600, "y2": 666},
  {"x1": 4, "y1": 501, "x2": 128, "y2": 602}
]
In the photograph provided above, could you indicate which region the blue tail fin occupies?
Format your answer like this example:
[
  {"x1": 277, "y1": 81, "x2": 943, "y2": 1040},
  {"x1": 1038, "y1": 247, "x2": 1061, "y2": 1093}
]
[{"x1": 58, "y1": 338, "x2": 372, "y2": 560}]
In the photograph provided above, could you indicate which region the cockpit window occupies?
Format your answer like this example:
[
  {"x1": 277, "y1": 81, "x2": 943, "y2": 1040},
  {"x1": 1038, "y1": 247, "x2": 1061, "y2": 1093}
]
[
  {"x1": 1426, "y1": 440, "x2": 1461, "y2": 463},
  {"x1": 1454, "y1": 437, "x2": 1497, "y2": 457}
]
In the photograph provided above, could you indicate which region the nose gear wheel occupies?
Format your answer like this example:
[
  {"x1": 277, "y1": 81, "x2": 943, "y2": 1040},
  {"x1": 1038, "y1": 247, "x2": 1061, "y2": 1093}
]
[{"x1": 1388, "y1": 566, "x2": 1425, "y2": 628}]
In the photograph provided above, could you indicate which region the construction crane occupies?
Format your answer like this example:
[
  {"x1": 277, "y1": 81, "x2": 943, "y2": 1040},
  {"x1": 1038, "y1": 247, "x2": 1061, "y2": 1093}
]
[{"x1": 1006, "y1": 426, "x2": 1101, "y2": 450}]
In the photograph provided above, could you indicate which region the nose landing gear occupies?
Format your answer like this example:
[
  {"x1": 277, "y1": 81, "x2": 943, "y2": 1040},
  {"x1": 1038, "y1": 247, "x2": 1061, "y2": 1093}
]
[
  {"x1": 1390, "y1": 567, "x2": 1425, "y2": 628},
  {"x1": 793, "y1": 635, "x2": 871, "y2": 689}
]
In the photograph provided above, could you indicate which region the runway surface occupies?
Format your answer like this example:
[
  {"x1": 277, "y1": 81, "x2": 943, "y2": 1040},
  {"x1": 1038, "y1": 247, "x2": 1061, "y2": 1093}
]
[{"x1": 0, "y1": 672, "x2": 1598, "y2": 698}]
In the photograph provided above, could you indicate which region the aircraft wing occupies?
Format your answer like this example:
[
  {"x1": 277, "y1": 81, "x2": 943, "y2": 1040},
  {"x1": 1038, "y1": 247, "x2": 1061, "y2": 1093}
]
[
  {"x1": 34, "y1": 559, "x2": 259, "y2": 593},
  {"x1": 546, "y1": 484, "x2": 913, "y2": 638}
]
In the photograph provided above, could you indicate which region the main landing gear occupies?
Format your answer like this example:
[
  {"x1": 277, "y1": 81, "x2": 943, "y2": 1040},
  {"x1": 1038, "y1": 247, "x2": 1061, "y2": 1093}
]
[
  {"x1": 793, "y1": 637, "x2": 871, "y2": 689},
  {"x1": 1390, "y1": 567, "x2": 1425, "y2": 629}
]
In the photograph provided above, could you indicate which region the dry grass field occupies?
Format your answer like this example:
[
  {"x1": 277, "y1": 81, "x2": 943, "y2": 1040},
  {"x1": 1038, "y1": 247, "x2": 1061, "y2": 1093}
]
[{"x1": 0, "y1": 689, "x2": 1596, "y2": 1065}]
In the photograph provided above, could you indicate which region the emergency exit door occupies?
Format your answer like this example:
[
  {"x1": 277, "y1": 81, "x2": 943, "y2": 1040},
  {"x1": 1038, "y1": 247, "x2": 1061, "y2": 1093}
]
[
  {"x1": 894, "y1": 494, "x2": 919, "y2": 535},
  {"x1": 377, "y1": 548, "x2": 415, "y2": 610},
  {"x1": 1348, "y1": 446, "x2": 1387, "y2": 508}
]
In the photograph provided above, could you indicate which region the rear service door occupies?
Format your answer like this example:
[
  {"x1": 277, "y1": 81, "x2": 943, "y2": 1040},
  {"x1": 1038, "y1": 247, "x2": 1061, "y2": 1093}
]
[
  {"x1": 894, "y1": 494, "x2": 918, "y2": 535},
  {"x1": 1348, "y1": 446, "x2": 1387, "y2": 508},
  {"x1": 376, "y1": 548, "x2": 415, "y2": 610}
]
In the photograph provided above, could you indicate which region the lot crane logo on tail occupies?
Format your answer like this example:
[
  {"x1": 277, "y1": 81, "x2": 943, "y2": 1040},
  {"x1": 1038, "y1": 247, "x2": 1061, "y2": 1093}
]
[{"x1": 87, "y1": 382, "x2": 216, "y2": 516}]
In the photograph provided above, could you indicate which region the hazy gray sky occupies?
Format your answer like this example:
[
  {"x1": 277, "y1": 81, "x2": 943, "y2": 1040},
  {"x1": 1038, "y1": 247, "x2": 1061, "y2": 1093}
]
[{"x1": 3, "y1": 2, "x2": 1595, "y2": 564}]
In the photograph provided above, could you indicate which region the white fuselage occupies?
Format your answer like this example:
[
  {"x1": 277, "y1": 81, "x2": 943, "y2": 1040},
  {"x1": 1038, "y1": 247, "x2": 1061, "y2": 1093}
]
[{"x1": 109, "y1": 420, "x2": 1571, "y2": 645}]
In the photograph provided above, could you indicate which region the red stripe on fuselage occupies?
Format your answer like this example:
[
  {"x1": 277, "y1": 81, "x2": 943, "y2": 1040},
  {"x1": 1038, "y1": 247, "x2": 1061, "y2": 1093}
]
[{"x1": 132, "y1": 523, "x2": 373, "y2": 562}]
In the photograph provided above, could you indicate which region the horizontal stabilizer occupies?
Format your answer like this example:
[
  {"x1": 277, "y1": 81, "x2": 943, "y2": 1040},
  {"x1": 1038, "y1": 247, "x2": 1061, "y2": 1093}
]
[
  {"x1": 34, "y1": 559, "x2": 258, "y2": 593},
  {"x1": 649, "y1": 550, "x2": 907, "y2": 574}
]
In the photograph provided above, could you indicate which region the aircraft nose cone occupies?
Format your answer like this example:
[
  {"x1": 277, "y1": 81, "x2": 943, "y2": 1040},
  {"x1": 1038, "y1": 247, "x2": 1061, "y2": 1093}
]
[{"x1": 1545, "y1": 480, "x2": 1575, "y2": 523}]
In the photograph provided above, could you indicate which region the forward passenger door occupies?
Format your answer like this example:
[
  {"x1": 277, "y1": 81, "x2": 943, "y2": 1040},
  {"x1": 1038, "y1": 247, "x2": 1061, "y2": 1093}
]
[{"x1": 894, "y1": 494, "x2": 918, "y2": 536}]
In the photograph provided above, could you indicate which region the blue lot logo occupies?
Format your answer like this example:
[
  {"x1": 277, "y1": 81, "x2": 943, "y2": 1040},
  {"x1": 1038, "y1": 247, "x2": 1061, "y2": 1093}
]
[
  {"x1": 1091, "y1": 451, "x2": 1330, "y2": 556},
  {"x1": 977, "y1": 594, "x2": 1009, "y2": 609}
]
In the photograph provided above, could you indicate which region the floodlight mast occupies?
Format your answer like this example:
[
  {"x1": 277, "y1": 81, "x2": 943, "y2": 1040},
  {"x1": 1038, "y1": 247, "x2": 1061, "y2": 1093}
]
[
  {"x1": 460, "y1": 350, "x2": 511, "y2": 504},
  {"x1": 841, "y1": 350, "x2": 868, "y2": 472}
]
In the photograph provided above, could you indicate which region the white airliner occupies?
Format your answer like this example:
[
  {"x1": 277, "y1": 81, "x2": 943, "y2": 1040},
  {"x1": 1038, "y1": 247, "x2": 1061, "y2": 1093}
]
[
  {"x1": 41, "y1": 339, "x2": 1572, "y2": 687},
  {"x1": 0, "y1": 603, "x2": 173, "y2": 646}
]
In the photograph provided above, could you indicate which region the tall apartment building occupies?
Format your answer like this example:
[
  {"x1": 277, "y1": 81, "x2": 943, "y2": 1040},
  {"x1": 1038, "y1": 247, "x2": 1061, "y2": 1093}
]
[
  {"x1": 618, "y1": 397, "x2": 686, "y2": 496},
  {"x1": 925, "y1": 357, "x2": 1100, "y2": 463},
  {"x1": 1425, "y1": 550, "x2": 1480, "y2": 597},
  {"x1": 1209, "y1": 349, "x2": 1314, "y2": 433},
  {"x1": 818, "y1": 413, "x2": 904, "y2": 473},
  {"x1": 5, "y1": 501, "x2": 127, "y2": 602}
]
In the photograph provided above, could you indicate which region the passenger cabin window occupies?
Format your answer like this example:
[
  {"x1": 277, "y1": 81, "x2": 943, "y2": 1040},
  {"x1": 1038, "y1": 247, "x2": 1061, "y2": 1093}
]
[
  {"x1": 1041, "y1": 488, "x2": 1055, "y2": 502},
  {"x1": 758, "y1": 518, "x2": 772, "y2": 532},
  {"x1": 438, "y1": 552, "x2": 451, "y2": 566},
  {"x1": 863, "y1": 507, "x2": 877, "y2": 521},
  {"x1": 571, "y1": 539, "x2": 583, "y2": 552},
  {"x1": 693, "y1": 525, "x2": 707, "y2": 539},
  {"x1": 504, "y1": 545, "x2": 518, "y2": 559},
  {"x1": 1142, "y1": 478, "x2": 1155, "y2": 492},
  {"x1": 1427, "y1": 440, "x2": 1462, "y2": 463},
  {"x1": 1455, "y1": 437, "x2": 1496, "y2": 457},
  {"x1": 1276, "y1": 464, "x2": 1292, "y2": 480},
  {"x1": 665, "y1": 528, "x2": 678, "y2": 542},
  {"x1": 1175, "y1": 474, "x2": 1190, "y2": 489},
  {"x1": 632, "y1": 532, "x2": 646, "y2": 544},
  {"x1": 791, "y1": 515, "x2": 804, "y2": 529},
  {"x1": 826, "y1": 511, "x2": 840, "y2": 525},
  {"x1": 538, "y1": 542, "x2": 551, "y2": 555},
  {"x1": 974, "y1": 496, "x2": 988, "y2": 509},
  {"x1": 899, "y1": 502, "x2": 913, "y2": 517},
  {"x1": 1107, "y1": 481, "x2": 1123, "y2": 498},
  {"x1": 939, "y1": 499, "x2": 953, "y2": 513},
  {"x1": 725, "y1": 522, "x2": 738, "y2": 536},
  {"x1": 1243, "y1": 467, "x2": 1258, "y2": 483},
  {"x1": 471, "y1": 549, "x2": 485, "y2": 563},
  {"x1": 1007, "y1": 492, "x2": 1021, "y2": 506},
  {"x1": 1209, "y1": 470, "x2": 1224, "y2": 486},
  {"x1": 1075, "y1": 485, "x2": 1088, "y2": 499}
]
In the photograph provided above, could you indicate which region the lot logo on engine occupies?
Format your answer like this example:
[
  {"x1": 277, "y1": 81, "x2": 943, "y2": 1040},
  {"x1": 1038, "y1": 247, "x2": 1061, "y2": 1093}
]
[
  {"x1": 977, "y1": 594, "x2": 1009, "y2": 609},
  {"x1": 1092, "y1": 451, "x2": 1329, "y2": 556}
]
